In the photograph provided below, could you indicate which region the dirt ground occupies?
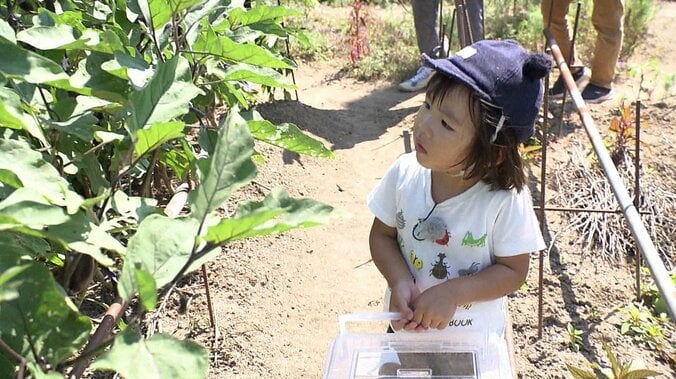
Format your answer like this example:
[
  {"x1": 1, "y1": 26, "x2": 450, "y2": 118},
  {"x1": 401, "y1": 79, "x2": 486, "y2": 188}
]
[{"x1": 157, "y1": 2, "x2": 675, "y2": 378}]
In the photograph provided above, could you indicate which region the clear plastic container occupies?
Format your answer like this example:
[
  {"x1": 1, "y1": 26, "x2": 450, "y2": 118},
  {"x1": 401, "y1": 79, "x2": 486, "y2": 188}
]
[{"x1": 322, "y1": 312, "x2": 512, "y2": 379}]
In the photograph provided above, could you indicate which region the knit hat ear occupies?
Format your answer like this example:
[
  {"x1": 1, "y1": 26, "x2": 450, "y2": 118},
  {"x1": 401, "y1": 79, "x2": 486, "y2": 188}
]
[{"x1": 522, "y1": 53, "x2": 552, "y2": 81}]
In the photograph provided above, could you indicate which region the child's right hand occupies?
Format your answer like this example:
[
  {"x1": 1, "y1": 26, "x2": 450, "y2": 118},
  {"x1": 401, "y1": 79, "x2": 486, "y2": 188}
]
[{"x1": 389, "y1": 281, "x2": 421, "y2": 331}]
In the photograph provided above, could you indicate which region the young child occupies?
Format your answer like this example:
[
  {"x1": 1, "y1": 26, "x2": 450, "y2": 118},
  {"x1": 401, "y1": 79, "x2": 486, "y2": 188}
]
[{"x1": 368, "y1": 40, "x2": 551, "y2": 336}]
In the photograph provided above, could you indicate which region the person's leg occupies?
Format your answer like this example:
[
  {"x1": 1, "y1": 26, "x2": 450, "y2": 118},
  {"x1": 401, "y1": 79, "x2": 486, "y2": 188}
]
[
  {"x1": 541, "y1": 0, "x2": 577, "y2": 66},
  {"x1": 542, "y1": 0, "x2": 590, "y2": 98},
  {"x1": 454, "y1": 0, "x2": 484, "y2": 47},
  {"x1": 589, "y1": 0, "x2": 624, "y2": 88},
  {"x1": 400, "y1": 0, "x2": 440, "y2": 91},
  {"x1": 581, "y1": 0, "x2": 624, "y2": 103},
  {"x1": 411, "y1": 0, "x2": 441, "y2": 57}
]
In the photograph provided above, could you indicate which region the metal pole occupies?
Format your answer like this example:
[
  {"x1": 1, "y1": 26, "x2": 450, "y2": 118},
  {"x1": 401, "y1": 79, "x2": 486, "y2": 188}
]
[
  {"x1": 537, "y1": 67, "x2": 550, "y2": 339},
  {"x1": 447, "y1": 9, "x2": 456, "y2": 56},
  {"x1": 278, "y1": 0, "x2": 299, "y2": 101},
  {"x1": 634, "y1": 100, "x2": 642, "y2": 301},
  {"x1": 439, "y1": 0, "x2": 444, "y2": 56},
  {"x1": 544, "y1": 28, "x2": 676, "y2": 321},
  {"x1": 559, "y1": 2, "x2": 582, "y2": 127}
]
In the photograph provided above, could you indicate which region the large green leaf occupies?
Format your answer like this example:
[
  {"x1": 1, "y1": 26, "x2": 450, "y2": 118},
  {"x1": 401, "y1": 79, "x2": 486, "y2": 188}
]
[
  {"x1": 72, "y1": 96, "x2": 117, "y2": 116},
  {"x1": 0, "y1": 139, "x2": 84, "y2": 212},
  {"x1": 84, "y1": 28, "x2": 128, "y2": 55},
  {"x1": 0, "y1": 169, "x2": 22, "y2": 191},
  {"x1": 187, "y1": 110, "x2": 257, "y2": 222},
  {"x1": 246, "y1": 118, "x2": 334, "y2": 158},
  {"x1": 150, "y1": 0, "x2": 204, "y2": 30},
  {"x1": 0, "y1": 262, "x2": 30, "y2": 302},
  {"x1": 208, "y1": 62, "x2": 296, "y2": 89},
  {"x1": 134, "y1": 121, "x2": 185, "y2": 158},
  {"x1": 118, "y1": 214, "x2": 200, "y2": 301},
  {"x1": 90, "y1": 328, "x2": 208, "y2": 379},
  {"x1": 10, "y1": 233, "x2": 51, "y2": 257},
  {"x1": 0, "y1": 36, "x2": 69, "y2": 83},
  {"x1": 68, "y1": 52, "x2": 131, "y2": 103},
  {"x1": 213, "y1": 80, "x2": 250, "y2": 109},
  {"x1": 0, "y1": 188, "x2": 70, "y2": 229},
  {"x1": 134, "y1": 267, "x2": 157, "y2": 311},
  {"x1": 16, "y1": 24, "x2": 124, "y2": 54},
  {"x1": 76, "y1": 153, "x2": 110, "y2": 197},
  {"x1": 0, "y1": 240, "x2": 30, "y2": 303},
  {"x1": 0, "y1": 19, "x2": 16, "y2": 43},
  {"x1": 100, "y1": 52, "x2": 153, "y2": 88},
  {"x1": 193, "y1": 26, "x2": 294, "y2": 69},
  {"x1": 43, "y1": 211, "x2": 124, "y2": 266},
  {"x1": 0, "y1": 87, "x2": 35, "y2": 130},
  {"x1": 0, "y1": 251, "x2": 91, "y2": 369},
  {"x1": 126, "y1": 55, "x2": 203, "y2": 133},
  {"x1": 44, "y1": 111, "x2": 98, "y2": 141},
  {"x1": 0, "y1": 213, "x2": 24, "y2": 232},
  {"x1": 228, "y1": 5, "x2": 303, "y2": 27},
  {"x1": 16, "y1": 24, "x2": 85, "y2": 50},
  {"x1": 205, "y1": 188, "x2": 334, "y2": 244},
  {"x1": 240, "y1": 21, "x2": 287, "y2": 39},
  {"x1": 159, "y1": 139, "x2": 195, "y2": 181},
  {"x1": 107, "y1": 190, "x2": 158, "y2": 223},
  {"x1": 0, "y1": 87, "x2": 47, "y2": 144}
]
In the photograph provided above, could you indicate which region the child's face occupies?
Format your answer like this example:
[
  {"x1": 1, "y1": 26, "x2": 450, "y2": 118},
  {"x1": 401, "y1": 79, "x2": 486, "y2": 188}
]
[{"x1": 413, "y1": 85, "x2": 476, "y2": 175}]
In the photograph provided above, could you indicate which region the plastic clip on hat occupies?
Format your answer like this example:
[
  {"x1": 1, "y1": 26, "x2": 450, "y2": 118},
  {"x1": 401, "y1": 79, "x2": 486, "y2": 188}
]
[{"x1": 422, "y1": 39, "x2": 552, "y2": 143}]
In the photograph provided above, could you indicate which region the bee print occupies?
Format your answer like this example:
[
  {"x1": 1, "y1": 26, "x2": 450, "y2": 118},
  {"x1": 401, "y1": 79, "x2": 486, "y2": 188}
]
[
  {"x1": 408, "y1": 250, "x2": 423, "y2": 271},
  {"x1": 430, "y1": 253, "x2": 451, "y2": 279}
]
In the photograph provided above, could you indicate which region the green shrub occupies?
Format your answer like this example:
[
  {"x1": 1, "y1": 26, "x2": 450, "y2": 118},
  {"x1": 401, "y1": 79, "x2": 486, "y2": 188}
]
[{"x1": 622, "y1": 0, "x2": 655, "y2": 58}]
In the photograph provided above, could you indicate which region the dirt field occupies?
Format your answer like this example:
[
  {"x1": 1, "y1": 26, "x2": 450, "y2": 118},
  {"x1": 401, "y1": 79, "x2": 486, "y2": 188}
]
[{"x1": 156, "y1": 2, "x2": 675, "y2": 378}]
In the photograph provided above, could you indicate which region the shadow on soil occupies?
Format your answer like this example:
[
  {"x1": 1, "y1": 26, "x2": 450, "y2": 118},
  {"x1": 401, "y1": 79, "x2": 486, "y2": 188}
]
[{"x1": 256, "y1": 85, "x2": 419, "y2": 151}]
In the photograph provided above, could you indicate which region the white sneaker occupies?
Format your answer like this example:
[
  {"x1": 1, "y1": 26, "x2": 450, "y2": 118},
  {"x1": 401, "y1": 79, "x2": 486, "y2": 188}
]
[{"x1": 398, "y1": 66, "x2": 434, "y2": 92}]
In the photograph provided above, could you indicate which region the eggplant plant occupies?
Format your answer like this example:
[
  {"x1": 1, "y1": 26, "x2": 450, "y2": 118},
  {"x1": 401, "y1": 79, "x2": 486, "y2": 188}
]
[{"x1": 0, "y1": 1, "x2": 334, "y2": 378}]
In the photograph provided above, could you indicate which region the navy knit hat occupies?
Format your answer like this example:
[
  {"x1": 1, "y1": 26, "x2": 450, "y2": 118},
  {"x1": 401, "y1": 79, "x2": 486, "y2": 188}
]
[{"x1": 422, "y1": 39, "x2": 551, "y2": 142}]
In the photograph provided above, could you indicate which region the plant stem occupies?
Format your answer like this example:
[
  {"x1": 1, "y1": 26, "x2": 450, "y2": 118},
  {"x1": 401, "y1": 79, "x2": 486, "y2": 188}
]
[
  {"x1": 0, "y1": 338, "x2": 26, "y2": 379},
  {"x1": 140, "y1": 149, "x2": 161, "y2": 197},
  {"x1": 68, "y1": 298, "x2": 127, "y2": 379}
]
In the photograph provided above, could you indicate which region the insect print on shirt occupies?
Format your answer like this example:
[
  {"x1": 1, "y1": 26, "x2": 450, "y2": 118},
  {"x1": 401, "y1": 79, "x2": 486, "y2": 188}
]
[
  {"x1": 413, "y1": 216, "x2": 450, "y2": 245},
  {"x1": 396, "y1": 210, "x2": 406, "y2": 230},
  {"x1": 458, "y1": 262, "x2": 480, "y2": 276},
  {"x1": 430, "y1": 253, "x2": 451, "y2": 279},
  {"x1": 434, "y1": 230, "x2": 449, "y2": 246},
  {"x1": 408, "y1": 250, "x2": 423, "y2": 271},
  {"x1": 461, "y1": 231, "x2": 487, "y2": 247}
]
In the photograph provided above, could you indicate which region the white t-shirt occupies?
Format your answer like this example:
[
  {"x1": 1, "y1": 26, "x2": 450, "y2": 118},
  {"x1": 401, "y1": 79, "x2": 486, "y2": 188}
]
[{"x1": 367, "y1": 152, "x2": 545, "y2": 334}]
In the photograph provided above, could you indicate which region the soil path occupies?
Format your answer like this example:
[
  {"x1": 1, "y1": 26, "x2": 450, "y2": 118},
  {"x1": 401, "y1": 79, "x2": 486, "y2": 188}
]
[{"x1": 161, "y1": 2, "x2": 676, "y2": 378}]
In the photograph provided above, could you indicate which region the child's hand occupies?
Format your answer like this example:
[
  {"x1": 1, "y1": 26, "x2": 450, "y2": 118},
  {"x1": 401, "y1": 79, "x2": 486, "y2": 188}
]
[
  {"x1": 410, "y1": 281, "x2": 458, "y2": 331},
  {"x1": 389, "y1": 281, "x2": 421, "y2": 331}
]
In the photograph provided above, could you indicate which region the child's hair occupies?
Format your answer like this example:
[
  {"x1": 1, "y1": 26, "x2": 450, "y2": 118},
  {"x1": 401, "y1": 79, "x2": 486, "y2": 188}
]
[
  {"x1": 420, "y1": 40, "x2": 551, "y2": 191},
  {"x1": 426, "y1": 73, "x2": 526, "y2": 192}
]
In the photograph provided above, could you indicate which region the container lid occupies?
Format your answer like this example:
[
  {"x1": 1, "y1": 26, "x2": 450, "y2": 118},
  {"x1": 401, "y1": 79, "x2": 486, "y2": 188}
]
[{"x1": 323, "y1": 313, "x2": 511, "y2": 379}]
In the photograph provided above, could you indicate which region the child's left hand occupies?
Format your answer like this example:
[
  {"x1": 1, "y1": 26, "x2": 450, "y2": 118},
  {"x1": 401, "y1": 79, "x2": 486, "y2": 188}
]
[{"x1": 408, "y1": 281, "x2": 458, "y2": 331}]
